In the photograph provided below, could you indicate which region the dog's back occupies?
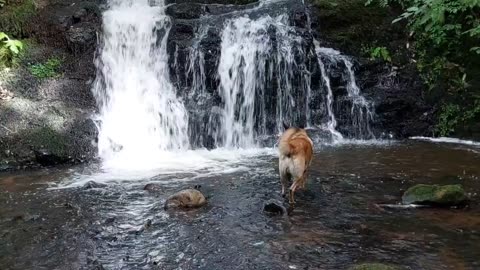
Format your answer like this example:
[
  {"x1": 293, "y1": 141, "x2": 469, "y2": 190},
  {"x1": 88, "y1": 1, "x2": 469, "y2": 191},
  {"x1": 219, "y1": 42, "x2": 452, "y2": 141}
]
[{"x1": 279, "y1": 127, "x2": 313, "y2": 203}]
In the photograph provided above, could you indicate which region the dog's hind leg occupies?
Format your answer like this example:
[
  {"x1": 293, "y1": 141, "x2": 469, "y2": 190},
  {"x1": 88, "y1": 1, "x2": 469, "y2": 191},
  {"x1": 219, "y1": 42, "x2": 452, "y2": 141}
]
[
  {"x1": 280, "y1": 170, "x2": 289, "y2": 197},
  {"x1": 289, "y1": 176, "x2": 304, "y2": 204}
]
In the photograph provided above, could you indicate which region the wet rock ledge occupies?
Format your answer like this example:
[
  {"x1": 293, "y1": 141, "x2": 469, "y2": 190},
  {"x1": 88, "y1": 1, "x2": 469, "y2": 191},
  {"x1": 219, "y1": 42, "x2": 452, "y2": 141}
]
[{"x1": 0, "y1": 0, "x2": 103, "y2": 171}]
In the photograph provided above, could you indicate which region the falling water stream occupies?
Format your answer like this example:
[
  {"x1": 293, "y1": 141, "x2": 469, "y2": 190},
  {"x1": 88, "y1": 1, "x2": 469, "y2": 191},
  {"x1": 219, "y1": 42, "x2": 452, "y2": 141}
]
[{"x1": 92, "y1": 0, "x2": 189, "y2": 170}]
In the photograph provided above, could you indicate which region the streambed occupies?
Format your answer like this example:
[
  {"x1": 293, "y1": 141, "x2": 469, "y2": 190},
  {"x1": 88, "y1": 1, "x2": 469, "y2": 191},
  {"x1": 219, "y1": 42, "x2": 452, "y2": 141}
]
[{"x1": 1, "y1": 140, "x2": 480, "y2": 269}]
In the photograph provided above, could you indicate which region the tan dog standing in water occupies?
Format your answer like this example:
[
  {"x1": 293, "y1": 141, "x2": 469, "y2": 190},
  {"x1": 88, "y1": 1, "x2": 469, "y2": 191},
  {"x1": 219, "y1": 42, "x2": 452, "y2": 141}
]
[{"x1": 278, "y1": 124, "x2": 314, "y2": 204}]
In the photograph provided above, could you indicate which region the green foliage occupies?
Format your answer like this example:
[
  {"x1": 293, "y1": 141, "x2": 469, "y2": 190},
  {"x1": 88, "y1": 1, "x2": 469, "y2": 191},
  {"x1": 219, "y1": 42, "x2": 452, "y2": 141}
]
[
  {"x1": 0, "y1": 0, "x2": 6, "y2": 8},
  {"x1": 0, "y1": 0, "x2": 36, "y2": 37},
  {"x1": 365, "y1": 46, "x2": 392, "y2": 62},
  {"x1": 437, "y1": 101, "x2": 480, "y2": 136},
  {"x1": 29, "y1": 57, "x2": 62, "y2": 79},
  {"x1": 0, "y1": 31, "x2": 23, "y2": 67},
  {"x1": 367, "y1": 0, "x2": 480, "y2": 135},
  {"x1": 436, "y1": 103, "x2": 461, "y2": 136}
]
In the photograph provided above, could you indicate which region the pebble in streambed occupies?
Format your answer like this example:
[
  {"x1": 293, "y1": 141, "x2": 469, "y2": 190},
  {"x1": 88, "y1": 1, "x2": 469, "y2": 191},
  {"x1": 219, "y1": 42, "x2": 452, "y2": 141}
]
[
  {"x1": 143, "y1": 183, "x2": 163, "y2": 192},
  {"x1": 164, "y1": 189, "x2": 207, "y2": 210}
]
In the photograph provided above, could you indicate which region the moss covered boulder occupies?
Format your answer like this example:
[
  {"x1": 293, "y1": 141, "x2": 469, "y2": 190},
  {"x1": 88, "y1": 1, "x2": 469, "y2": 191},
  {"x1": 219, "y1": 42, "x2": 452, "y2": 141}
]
[
  {"x1": 402, "y1": 184, "x2": 468, "y2": 206},
  {"x1": 349, "y1": 263, "x2": 399, "y2": 270}
]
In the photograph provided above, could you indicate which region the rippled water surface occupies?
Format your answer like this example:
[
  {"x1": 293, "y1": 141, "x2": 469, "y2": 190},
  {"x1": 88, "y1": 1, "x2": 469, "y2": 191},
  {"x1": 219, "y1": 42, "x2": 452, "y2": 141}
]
[{"x1": 1, "y1": 140, "x2": 480, "y2": 269}]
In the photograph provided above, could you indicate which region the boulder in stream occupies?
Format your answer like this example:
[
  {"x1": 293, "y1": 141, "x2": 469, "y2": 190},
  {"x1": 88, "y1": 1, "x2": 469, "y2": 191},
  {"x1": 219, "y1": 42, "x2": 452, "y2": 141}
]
[
  {"x1": 263, "y1": 199, "x2": 287, "y2": 216},
  {"x1": 164, "y1": 189, "x2": 207, "y2": 210},
  {"x1": 349, "y1": 263, "x2": 399, "y2": 270},
  {"x1": 402, "y1": 184, "x2": 468, "y2": 206}
]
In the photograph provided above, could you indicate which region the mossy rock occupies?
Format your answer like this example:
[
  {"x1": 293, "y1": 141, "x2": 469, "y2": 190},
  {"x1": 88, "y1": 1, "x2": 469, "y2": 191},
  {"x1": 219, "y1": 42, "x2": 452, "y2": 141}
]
[
  {"x1": 402, "y1": 184, "x2": 468, "y2": 206},
  {"x1": 349, "y1": 263, "x2": 399, "y2": 270},
  {"x1": 25, "y1": 126, "x2": 69, "y2": 157}
]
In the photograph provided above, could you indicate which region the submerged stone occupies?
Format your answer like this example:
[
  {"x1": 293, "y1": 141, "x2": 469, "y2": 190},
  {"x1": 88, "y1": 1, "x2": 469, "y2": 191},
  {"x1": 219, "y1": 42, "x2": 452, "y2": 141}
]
[
  {"x1": 402, "y1": 184, "x2": 468, "y2": 206},
  {"x1": 164, "y1": 189, "x2": 207, "y2": 209},
  {"x1": 82, "y1": 181, "x2": 107, "y2": 189},
  {"x1": 263, "y1": 200, "x2": 287, "y2": 216},
  {"x1": 349, "y1": 263, "x2": 399, "y2": 270},
  {"x1": 144, "y1": 183, "x2": 163, "y2": 192}
]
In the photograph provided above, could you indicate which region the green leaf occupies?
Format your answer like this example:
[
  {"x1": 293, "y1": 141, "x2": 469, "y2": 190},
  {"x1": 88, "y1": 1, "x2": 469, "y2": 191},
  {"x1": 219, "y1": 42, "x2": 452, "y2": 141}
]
[
  {"x1": 0, "y1": 32, "x2": 8, "y2": 41},
  {"x1": 392, "y1": 17, "x2": 404, "y2": 24}
]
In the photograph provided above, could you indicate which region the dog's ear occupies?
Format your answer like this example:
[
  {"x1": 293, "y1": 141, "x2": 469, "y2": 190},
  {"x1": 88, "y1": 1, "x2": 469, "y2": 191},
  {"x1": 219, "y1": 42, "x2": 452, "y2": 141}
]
[{"x1": 282, "y1": 121, "x2": 289, "y2": 130}]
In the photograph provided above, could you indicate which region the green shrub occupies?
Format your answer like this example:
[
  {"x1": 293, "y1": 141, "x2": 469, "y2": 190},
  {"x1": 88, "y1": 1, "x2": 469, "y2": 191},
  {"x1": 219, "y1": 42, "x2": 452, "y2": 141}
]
[
  {"x1": 364, "y1": 46, "x2": 392, "y2": 62},
  {"x1": 0, "y1": 31, "x2": 23, "y2": 67},
  {"x1": 29, "y1": 57, "x2": 62, "y2": 79}
]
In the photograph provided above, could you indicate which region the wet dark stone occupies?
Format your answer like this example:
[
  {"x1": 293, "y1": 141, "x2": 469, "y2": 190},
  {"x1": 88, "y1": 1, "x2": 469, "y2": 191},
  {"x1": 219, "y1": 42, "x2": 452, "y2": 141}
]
[
  {"x1": 65, "y1": 22, "x2": 97, "y2": 54},
  {"x1": 144, "y1": 183, "x2": 163, "y2": 192},
  {"x1": 166, "y1": 3, "x2": 205, "y2": 19},
  {"x1": 263, "y1": 199, "x2": 287, "y2": 216},
  {"x1": 73, "y1": 8, "x2": 88, "y2": 23},
  {"x1": 34, "y1": 149, "x2": 67, "y2": 167},
  {"x1": 83, "y1": 181, "x2": 107, "y2": 190},
  {"x1": 104, "y1": 217, "x2": 115, "y2": 224}
]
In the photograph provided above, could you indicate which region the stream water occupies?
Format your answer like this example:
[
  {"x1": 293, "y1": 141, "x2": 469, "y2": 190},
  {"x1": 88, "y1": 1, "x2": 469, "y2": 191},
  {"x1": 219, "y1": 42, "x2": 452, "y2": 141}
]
[{"x1": 1, "y1": 140, "x2": 480, "y2": 269}]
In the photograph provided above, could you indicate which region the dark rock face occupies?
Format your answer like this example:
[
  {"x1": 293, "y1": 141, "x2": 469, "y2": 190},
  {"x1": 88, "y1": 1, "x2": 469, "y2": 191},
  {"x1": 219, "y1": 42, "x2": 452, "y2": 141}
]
[
  {"x1": 358, "y1": 62, "x2": 434, "y2": 138},
  {"x1": 308, "y1": 0, "x2": 434, "y2": 138}
]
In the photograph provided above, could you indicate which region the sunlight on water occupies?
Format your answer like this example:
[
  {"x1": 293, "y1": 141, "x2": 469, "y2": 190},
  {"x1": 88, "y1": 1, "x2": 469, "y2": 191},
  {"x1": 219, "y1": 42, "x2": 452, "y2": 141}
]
[
  {"x1": 410, "y1": 136, "x2": 480, "y2": 146},
  {"x1": 54, "y1": 147, "x2": 277, "y2": 188}
]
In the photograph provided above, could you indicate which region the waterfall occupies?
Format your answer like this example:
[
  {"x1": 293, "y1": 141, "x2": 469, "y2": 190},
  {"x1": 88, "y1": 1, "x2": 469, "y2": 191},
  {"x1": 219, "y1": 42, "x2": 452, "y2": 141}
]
[
  {"x1": 215, "y1": 16, "x2": 272, "y2": 148},
  {"x1": 213, "y1": 14, "x2": 312, "y2": 148},
  {"x1": 212, "y1": 13, "x2": 374, "y2": 148},
  {"x1": 314, "y1": 42, "x2": 344, "y2": 141},
  {"x1": 92, "y1": 0, "x2": 189, "y2": 168},
  {"x1": 315, "y1": 46, "x2": 374, "y2": 139},
  {"x1": 90, "y1": 0, "x2": 376, "y2": 172}
]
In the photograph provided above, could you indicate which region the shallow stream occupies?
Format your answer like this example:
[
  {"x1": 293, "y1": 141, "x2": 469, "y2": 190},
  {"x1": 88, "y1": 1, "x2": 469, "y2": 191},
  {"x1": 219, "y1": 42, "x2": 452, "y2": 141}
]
[{"x1": 1, "y1": 139, "x2": 480, "y2": 269}]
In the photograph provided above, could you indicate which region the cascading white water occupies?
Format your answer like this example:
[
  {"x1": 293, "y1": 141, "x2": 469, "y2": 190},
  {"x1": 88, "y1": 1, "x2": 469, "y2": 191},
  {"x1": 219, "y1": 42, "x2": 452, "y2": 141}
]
[
  {"x1": 215, "y1": 14, "x2": 373, "y2": 147},
  {"x1": 92, "y1": 0, "x2": 189, "y2": 169},
  {"x1": 216, "y1": 15, "x2": 273, "y2": 148},
  {"x1": 216, "y1": 14, "x2": 310, "y2": 148},
  {"x1": 315, "y1": 46, "x2": 374, "y2": 139},
  {"x1": 314, "y1": 42, "x2": 344, "y2": 141},
  {"x1": 343, "y1": 58, "x2": 375, "y2": 138},
  {"x1": 186, "y1": 26, "x2": 208, "y2": 96}
]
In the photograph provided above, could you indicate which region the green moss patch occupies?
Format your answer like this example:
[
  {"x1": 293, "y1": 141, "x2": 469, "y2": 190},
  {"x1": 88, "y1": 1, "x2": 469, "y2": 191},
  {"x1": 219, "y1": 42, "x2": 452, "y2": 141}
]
[
  {"x1": 349, "y1": 263, "x2": 399, "y2": 270},
  {"x1": 20, "y1": 126, "x2": 69, "y2": 157},
  {"x1": 28, "y1": 57, "x2": 62, "y2": 79}
]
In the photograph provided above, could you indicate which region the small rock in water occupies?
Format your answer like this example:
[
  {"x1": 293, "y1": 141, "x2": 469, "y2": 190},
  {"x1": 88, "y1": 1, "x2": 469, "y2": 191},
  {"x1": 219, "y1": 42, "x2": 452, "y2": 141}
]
[
  {"x1": 144, "y1": 183, "x2": 162, "y2": 192},
  {"x1": 402, "y1": 184, "x2": 468, "y2": 206},
  {"x1": 349, "y1": 263, "x2": 399, "y2": 270},
  {"x1": 263, "y1": 199, "x2": 287, "y2": 216},
  {"x1": 164, "y1": 189, "x2": 207, "y2": 210},
  {"x1": 83, "y1": 181, "x2": 107, "y2": 189}
]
